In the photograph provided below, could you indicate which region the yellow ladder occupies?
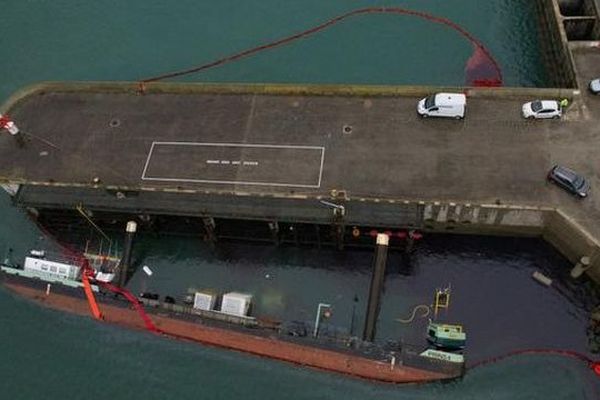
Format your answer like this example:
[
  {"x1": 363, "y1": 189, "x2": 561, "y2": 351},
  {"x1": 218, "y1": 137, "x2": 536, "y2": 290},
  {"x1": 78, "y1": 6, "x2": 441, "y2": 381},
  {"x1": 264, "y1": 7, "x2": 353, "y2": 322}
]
[{"x1": 433, "y1": 285, "x2": 451, "y2": 319}]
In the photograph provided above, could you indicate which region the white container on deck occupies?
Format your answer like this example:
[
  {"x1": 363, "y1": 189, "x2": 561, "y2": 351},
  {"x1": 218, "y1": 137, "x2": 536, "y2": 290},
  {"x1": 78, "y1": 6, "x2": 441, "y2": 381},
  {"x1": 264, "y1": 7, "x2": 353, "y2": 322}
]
[
  {"x1": 94, "y1": 271, "x2": 116, "y2": 283},
  {"x1": 220, "y1": 292, "x2": 252, "y2": 316},
  {"x1": 23, "y1": 257, "x2": 80, "y2": 281},
  {"x1": 193, "y1": 292, "x2": 216, "y2": 311}
]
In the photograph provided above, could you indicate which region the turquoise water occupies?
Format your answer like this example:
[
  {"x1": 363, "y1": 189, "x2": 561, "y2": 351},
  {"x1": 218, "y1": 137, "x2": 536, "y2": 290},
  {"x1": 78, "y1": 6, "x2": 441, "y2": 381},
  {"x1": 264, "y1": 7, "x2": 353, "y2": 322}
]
[
  {"x1": 1, "y1": 1, "x2": 597, "y2": 398},
  {"x1": 0, "y1": 0, "x2": 547, "y2": 100}
]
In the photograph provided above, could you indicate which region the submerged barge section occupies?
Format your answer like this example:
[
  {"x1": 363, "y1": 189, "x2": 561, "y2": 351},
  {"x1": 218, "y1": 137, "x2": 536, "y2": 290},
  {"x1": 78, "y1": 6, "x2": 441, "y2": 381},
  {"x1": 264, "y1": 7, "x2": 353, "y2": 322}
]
[{"x1": 0, "y1": 267, "x2": 460, "y2": 383}]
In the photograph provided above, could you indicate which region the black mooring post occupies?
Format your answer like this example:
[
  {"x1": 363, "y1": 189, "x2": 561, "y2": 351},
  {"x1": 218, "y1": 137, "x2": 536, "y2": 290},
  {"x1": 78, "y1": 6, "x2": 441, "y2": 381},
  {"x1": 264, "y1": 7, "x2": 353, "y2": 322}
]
[
  {"x1": 268, "y1": 221, "x2": 280, "y2": 245},
  {"x1": 362, "y1": 233, "x2": 389, "y2": 342},
  {"x1": 202, "y1": 217, "x2": 217, "y2": 249},
  {"x1": 118, "y1": 221, "x2": 137, "y2": 287},
  {"x1": 350, "y1": 294, "x2": 359, "y2": 337}
]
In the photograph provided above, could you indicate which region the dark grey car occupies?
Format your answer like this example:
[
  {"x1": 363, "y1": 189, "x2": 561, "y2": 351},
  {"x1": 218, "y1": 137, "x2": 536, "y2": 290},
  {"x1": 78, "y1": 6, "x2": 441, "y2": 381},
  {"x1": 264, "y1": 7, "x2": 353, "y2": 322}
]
[{"x1": 547, "y1": 165, "x2": 590, "y2": 198}]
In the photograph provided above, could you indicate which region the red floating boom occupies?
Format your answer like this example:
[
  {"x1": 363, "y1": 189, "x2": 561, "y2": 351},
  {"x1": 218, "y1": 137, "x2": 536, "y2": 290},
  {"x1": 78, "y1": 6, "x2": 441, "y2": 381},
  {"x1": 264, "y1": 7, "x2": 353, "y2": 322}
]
[{"x1": 140, "y1": 7, "x2": 503, "y2": 87}]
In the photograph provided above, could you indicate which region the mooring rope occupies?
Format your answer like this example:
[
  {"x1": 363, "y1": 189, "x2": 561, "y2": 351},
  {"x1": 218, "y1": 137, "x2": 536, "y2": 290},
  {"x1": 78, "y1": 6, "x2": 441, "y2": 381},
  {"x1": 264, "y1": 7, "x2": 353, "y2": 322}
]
[
  {"x1": 140, "y1": 6, "x2": 502, "y2": 86},
  {"x1": 75, "y1": 204, "x2": 112, "y2": 243},
  {"x1": 395, "y1": 304, "x2": 431, "y2": 323}
]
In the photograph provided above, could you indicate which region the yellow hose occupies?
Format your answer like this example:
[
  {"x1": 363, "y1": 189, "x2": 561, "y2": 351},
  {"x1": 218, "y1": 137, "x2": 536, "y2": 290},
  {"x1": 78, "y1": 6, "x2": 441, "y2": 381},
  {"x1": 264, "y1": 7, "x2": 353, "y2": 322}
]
[{"x1": 395, "y1": 304, "x2": 430, "y2": 323}]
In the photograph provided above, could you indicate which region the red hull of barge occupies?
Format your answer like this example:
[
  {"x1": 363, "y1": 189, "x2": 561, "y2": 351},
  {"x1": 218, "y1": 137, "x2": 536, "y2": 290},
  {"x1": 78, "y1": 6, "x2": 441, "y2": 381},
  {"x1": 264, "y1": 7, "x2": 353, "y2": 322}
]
[{"x1": 3, "y1": 281, "x2": 454, "y2": 384}]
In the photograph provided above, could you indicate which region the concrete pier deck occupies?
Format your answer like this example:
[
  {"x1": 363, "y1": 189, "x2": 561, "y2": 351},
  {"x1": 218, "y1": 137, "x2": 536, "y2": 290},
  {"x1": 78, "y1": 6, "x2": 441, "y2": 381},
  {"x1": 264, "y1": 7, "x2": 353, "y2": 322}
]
[{"x1": 1, "y1": 46, "x2": 600, "y2": 278}]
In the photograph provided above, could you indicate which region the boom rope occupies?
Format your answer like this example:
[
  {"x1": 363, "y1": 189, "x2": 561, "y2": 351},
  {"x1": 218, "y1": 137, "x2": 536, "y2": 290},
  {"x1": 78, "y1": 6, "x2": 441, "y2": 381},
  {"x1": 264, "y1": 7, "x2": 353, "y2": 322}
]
[
  {"x1": 32, "y1": 220, "x2": 161, "y2": 334},
  {"x1": 99, "y1": 282, "x2": 161, "y2": 333},
  {"x1": 468, "y1": 348, "x2": 600, "y2": 378},
  {"x1": 140, "y1": 6, "x2": 503, "y2": 86}
]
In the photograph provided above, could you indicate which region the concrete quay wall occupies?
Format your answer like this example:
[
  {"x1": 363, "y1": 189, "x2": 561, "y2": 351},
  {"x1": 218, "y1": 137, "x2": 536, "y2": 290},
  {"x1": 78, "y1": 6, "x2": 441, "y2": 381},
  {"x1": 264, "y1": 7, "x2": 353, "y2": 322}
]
[
  {"x1": 420, "y1": 202, "x2": 600, "y2": 283},
  {"x1": 16, "y1": 184, "x2": 600, "y2": 283},
  {"x1": 0, "y1": 81, "x2": 580, "y2": 117},
  {"x1": 536, "y1": 0, "x2": 579, "y2": 88},
  {"x1": 559, "y1": 0, "x2": 600, "y2": 41},
  {"x1": 393, "y1": 199, "x2": 600, "y2": 283},
  {"x1": 542, "y1": 209, "x2": 600, "y2": 282}
]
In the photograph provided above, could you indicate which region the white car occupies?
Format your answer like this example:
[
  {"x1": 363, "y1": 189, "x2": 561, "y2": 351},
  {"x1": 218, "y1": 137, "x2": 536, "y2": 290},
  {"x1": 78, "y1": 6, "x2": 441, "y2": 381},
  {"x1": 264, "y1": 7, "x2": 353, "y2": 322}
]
[
  {"x1": 589, "y1": 78, "x2": 600, "y2": 95},
  {"x1": 522, "y1": 100, "x2": 561, "y2": 119},
  {"x1": 417, "y1": 93, "x2": 466, "y2": 119}
]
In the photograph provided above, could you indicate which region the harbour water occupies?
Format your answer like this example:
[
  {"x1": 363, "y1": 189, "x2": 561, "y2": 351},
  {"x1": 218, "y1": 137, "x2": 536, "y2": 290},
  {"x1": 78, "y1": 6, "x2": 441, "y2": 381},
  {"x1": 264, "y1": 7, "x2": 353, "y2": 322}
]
[
  {"x1": 0, "y1": 0, "x2": 548, "y2": 96},
  {"x1": 124, "y1": 233, "x2": 597, "y2": 363},
  {"x1": 1, "y1": 191, "x2": 600, "y2": 399},
  {"x1": 1, "y1": 1, "x2": 599, "y2": 398}
]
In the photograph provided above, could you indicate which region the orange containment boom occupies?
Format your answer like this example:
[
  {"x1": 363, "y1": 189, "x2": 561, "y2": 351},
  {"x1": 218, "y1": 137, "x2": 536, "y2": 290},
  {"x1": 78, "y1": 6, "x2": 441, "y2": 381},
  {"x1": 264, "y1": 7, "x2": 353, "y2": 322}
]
[
  {"x1": 100, "y1": 282, "x2": 160, "y2": 333},
  {"x1": 81, "y1": 271, "x2": 103, "y2": 320}
]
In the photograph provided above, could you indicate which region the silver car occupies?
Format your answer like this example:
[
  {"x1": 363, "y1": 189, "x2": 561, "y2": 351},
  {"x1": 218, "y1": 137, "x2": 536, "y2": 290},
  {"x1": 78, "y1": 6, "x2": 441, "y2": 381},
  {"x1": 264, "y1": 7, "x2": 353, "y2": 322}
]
[
  {"x1": 590, "y1": 78, "x2": 600, "y2": 95},
  {"x1": 522, "y1": 100, "x2": 562, "y2": 119}
]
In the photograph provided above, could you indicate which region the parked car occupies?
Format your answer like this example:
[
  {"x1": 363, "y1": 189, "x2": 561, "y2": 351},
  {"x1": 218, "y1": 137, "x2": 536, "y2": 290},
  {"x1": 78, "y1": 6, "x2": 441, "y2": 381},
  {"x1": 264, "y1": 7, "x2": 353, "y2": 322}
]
[
  {"x1": 522, "y1": 100, "x2": 561, "y2": 119},
  {"x1": 589, "y1": 78, "x2": 600, "y2": 95},
  {"x1": 547, "y1": 165, "x2": 590, "y2": 198},
  {"x1": 417, "y1": 93, "x2": 466, "y2": 119}
]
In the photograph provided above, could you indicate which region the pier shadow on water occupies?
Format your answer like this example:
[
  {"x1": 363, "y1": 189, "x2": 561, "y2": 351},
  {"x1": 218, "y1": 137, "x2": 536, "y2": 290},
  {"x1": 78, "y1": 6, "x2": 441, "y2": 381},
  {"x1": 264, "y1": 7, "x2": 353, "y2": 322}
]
[
  {"x1": 124, "y1": 232, "x2": 600, "y2": 365},
  {"x1": 1, "y1": 280, "x2": 599, "y2": 400}
]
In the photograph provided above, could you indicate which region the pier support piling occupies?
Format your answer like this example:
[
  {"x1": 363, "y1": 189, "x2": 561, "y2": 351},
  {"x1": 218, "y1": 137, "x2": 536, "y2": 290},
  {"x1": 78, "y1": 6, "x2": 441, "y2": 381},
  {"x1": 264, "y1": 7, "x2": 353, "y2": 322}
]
[
  {"x1": 118, "y1": 221, "x2": 137, "y2": 287},
  {"x1": 202, "y1": 217, "x2": 217, "y2": 247},
  {"x1": 315, "y1": 225, "x2": 322, "y2": 249},
  {"x1": 333, "y1": 223, "x2": 345, "y2": 250},
  {"x1": 362, "y1": 233, "x2": 389, "y2": 342},
  {"x1": 268, "y1": 221, "x2": 280, "y2": 245}
]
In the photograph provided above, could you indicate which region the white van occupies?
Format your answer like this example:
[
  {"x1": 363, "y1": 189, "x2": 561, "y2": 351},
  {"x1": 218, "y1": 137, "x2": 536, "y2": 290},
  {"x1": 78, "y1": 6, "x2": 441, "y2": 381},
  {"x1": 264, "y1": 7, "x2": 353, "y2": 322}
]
[{"x1": 417, "y1": 93, "x2": 466, "y2": 119}]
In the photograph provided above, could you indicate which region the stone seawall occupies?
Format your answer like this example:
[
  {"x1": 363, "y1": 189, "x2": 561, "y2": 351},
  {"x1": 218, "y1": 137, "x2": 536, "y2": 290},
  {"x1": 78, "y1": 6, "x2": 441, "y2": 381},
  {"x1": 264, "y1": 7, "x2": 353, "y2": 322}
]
[
  {"x1": 419, "y1": 202, "x2": 600, "y2": 283},
  {"x1": 536, "y1": 0, "x2": 579, "y2": 88}
]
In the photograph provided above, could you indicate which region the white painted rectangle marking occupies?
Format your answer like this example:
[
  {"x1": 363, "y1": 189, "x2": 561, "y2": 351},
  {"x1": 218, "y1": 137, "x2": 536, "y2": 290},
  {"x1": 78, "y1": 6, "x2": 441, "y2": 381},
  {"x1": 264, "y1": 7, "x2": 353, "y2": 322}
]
[{"x1": 141, "y1": 142, "x2": 325, "y2": 188}]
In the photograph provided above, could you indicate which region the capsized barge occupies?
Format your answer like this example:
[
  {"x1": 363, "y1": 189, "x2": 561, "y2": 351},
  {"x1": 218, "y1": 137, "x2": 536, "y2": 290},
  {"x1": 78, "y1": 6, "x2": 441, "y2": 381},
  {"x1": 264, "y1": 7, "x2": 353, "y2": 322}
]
[{"x1": 0, "y1": 252, "x2": 464, "y2": 384}]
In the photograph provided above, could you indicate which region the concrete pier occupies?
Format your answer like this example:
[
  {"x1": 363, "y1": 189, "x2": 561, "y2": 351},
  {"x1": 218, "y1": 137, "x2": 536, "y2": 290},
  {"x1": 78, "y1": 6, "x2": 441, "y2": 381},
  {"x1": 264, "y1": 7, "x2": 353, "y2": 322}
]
[{"x1": 0, "y1": 1, "x2": 599, "y2": 284}]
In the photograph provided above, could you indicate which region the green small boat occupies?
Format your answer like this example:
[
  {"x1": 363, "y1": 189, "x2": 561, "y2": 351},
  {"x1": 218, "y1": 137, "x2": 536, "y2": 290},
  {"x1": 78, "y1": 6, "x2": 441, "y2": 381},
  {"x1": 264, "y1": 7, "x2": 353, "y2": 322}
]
[{"x1": 426, "y1": 322, "x2": 466, "y2": 350}]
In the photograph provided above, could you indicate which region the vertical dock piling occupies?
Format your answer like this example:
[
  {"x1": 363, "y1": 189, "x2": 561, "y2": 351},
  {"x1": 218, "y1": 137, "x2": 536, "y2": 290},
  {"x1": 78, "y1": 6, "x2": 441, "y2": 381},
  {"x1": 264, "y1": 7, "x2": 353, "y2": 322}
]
[
  {"x1": 202, "y1": 217, "x2": 217, "y2": 247},
  {"x1": 118, "y1": 221, "x2": 137, "y2": 287},
  {"x1": 268, "y1": 221, "x2": 280, "y2": 245},
  {"x1": 362, "y1": 233, "x2": 389, "y2": 342}
]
